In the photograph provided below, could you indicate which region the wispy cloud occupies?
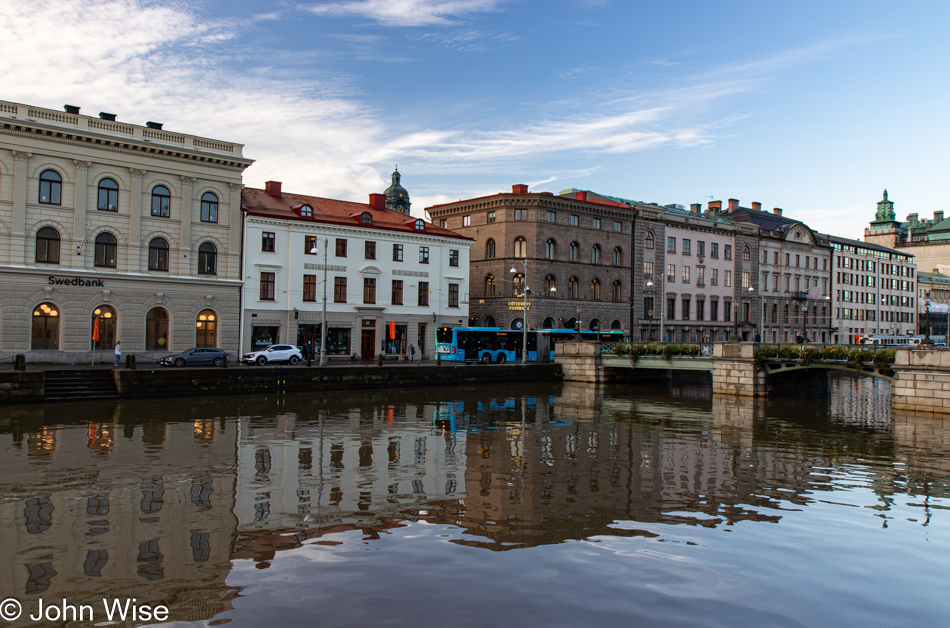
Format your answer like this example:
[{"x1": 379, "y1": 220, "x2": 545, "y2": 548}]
[
  {"x1": 417, "y1": 28, "x2": 518, "y2": 52},
  {"x1": 302, "y1": 0, "x2": 505, "y2": 27}
]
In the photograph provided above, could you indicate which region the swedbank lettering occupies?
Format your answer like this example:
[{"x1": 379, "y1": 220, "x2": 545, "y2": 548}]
[{"x1": 48, "y1": 276, "x2": 104, "y2": 287}]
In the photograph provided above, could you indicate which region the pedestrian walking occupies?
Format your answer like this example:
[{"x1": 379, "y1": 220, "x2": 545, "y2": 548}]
[
  {"x1": 114, "y1": 340, "x2": 122, "y2": 366},
  {"x1": 410, "y1": 344, "x2": 416, "y2": 361}
]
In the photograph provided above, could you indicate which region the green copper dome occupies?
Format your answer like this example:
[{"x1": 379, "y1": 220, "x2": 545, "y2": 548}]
[{"x1": 384, "y1": 168, "x2": 411, "y2": 214}]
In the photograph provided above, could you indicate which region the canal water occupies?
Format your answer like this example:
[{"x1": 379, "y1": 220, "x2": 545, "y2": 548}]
[{"x1": 1, "y1": 374, "x2": 948, "y2": 627}]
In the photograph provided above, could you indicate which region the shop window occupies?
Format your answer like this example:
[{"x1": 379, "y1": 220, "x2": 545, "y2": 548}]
[
  {"x1": 94, "y1": 233, "x2": 117, "y2": 268},
  {"x1": 35, "y1": 227, "x2": 60, "y2": 264},
  {"x1": 196, "y1": 309, "x2": 217, "y2": 348},
  {"x1": 31, "y1": 303, "x2": 60, "y2": 350},
  {"x1": 39, "y1": 170, "x2": 62, "y2": 205},
  {"x1": 146, "y1": 308, "x2": 169, "y2": 350},
  {"x1": 251, "y1": 326, "x2": 279, "y2": 351}
]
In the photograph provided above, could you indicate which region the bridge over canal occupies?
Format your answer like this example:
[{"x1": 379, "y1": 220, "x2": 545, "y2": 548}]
[{"x1": 555, "y1": 341, "x2": 950, "y2": 414}]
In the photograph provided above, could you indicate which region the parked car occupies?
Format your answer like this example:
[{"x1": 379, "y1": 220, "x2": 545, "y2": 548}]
[
  {"x1": 242, "y1": 344, "x2": 303, "y2": 366},
  {"x1": 160, "y1": 348, "x2": 231, "y2": 367}
]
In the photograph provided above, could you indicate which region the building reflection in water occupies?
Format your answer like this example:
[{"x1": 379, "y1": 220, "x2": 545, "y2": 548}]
[{"x1": 1, "y1": 375, "x2": 949, "y2": 621}]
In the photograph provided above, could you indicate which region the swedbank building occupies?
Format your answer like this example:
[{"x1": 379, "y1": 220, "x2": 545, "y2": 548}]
[{"x1": 0, "y1": 99, "x2": 253, "y2": 363}]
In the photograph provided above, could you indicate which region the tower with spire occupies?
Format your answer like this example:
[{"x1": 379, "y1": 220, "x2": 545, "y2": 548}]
[
  {"x1": 870, "y1": 189, "x2": 897, "y2": 228},
  {"x1": 384, "y1": 167, "x2": 411, "y2": 215}
]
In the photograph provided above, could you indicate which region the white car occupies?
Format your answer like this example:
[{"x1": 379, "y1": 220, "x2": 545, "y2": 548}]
[{"x1": 242, "y1": 344, "x2": 303, "y2": 366}]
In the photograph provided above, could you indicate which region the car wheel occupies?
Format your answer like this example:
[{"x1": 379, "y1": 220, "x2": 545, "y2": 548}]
[
  {"x1": 257, "y1": 356, "x2": 267, "y2": 366},
  {"x1": 213, "y1": 357, "x2": 223, "y2": 367},
  {"x1": 174, "y1": 358, "x2": 185, "y2": 367},
  {"x1": 289, "y1": 356, "x2": 299, "y2": 365},
  {"x1": 496, "y1": 354, "x2": 506, "y2": 364},
  {"x1": 480, "y1": 354, "x2": 491, "y2": 364}
]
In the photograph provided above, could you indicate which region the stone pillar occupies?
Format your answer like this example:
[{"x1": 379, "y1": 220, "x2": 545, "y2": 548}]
[
  {"x1": 711, "y1": 342, "x2": 766, "y2": 396},
  {"x1": 180, "y1": 176, "x2": 195, "y2": 275},
  {"x1": 227, "y1": 182, "x2": 242, "y2": 281},
  {"x1": 11, "y1": 150, "x2": 30, "y2": 265},
  {"x1": 72, "y1": 160, "x2": 91, "y2": 270},
  {"x1": 555, "y1": 340, "x2": 603, "y2": 383},
  {"x1": 892, "y1": 348, "x2": 950, "y2": 414},
  {"x1": 129, "y1": 168, "x2": 146, "y2": 272}
]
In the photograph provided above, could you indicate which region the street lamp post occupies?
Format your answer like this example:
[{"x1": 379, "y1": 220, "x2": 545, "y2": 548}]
[
  {"x1": 510, "y1": 259, "x2": 529, "y2": 364},
  {"x1": 646, "y1": 272, "x2": 665, "y2": 341},
  {"x1": 924, "y1": 297, "x2": 933, "y2": 345},
  {"x1": 311, "y1": 239, "x2": 329, "y2": 366}
]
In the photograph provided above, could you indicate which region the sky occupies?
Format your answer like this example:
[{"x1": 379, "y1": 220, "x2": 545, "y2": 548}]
[{"x1": 2, "y1": 0, "x2": 948, "y2": 240}]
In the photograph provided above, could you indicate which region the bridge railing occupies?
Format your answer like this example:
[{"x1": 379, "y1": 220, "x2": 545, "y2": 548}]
[
  {"x1": 610, "y1": 342, "x2": 713, "y2": 361},
  {"x1": 755, "y1": 344, "x2": 895, "y2": 371}
]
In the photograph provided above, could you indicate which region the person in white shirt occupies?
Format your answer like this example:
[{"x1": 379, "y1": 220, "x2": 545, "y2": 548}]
[{"x1": 114, "y1": 340, "x2": 122, "y2": 366}]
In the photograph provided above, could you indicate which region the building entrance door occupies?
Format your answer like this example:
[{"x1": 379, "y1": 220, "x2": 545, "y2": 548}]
[{"x1": 361, "y1": 330, "x2": 376, "y2": 359}]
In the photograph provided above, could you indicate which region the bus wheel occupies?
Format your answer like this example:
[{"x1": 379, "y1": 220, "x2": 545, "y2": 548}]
[
  {"x1": 496, "y1": 354, "x2": 507, "y2": 364},
  {"x1": 480, "y1": 354, "x2": 491, "y2": 364}
]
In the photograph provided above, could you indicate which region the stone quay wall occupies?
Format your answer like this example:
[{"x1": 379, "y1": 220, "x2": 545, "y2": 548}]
[
  {"x1": 893, "y1": 349, "x2": 950, "y2": 414},
  {"x1": 0, "y1": 371, "x2": 44, "y2": 403}
]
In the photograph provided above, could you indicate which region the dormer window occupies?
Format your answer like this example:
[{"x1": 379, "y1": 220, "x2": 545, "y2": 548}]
[
  {"x1": 300, "y1": 205, "x2": 313, "y2": 218},
  {"x1": 414, "y1": 219, "x2": 424, "y2": 230},
  {"x1": 350, "y1": 211, "x2": 373, "y2": 224}
]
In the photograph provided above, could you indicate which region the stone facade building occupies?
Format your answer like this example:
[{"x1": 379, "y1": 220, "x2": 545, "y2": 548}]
[
  {"x1": 426, "y1": 185, "x2": 634, "y2": 333},
  {"x1": 241, "y1": 175, "x2": 471, "y2": 360},
  {"x1": 0, "y1": 99, "x2": 252, "y2": 363},
  {"x1": 864, "y1": 190, "x2": 950, "y2": 275}
]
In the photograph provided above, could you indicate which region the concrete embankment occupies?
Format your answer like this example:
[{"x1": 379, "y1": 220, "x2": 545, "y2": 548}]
[{"x1": 0, "y1": 371, "x2": 44, "y2": 403}]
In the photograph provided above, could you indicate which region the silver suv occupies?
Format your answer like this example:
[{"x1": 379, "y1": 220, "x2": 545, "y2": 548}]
[{"x1": 242, "y1": 344, "x2": 303, "y2": 366}]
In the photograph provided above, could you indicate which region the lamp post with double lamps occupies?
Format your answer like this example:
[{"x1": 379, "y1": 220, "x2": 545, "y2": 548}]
[
  {"x1": 311, "y1": 239, "x2": 329, "y2": 366},
  {"x1": 646, "y1": 274, "x2": 664, "y2": 341},
  {"x1": 510, "y1": 259, "x2": 529, "y2": 363}
]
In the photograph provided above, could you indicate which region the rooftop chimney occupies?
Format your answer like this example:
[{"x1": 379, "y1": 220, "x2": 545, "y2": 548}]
[
  {"x1": 751, "y1": 201, "x2": 762, "y2": 211},
  {"x1": 265, "y1": 181, "x2": 282, "y2": 198},
  {"x1": 64, "y1": 105, "x2": 80, "y2": 115},
  {"x1": 146, "y1": 121, "x2": 163, "y2": 130},
  {"x1": 369, "y1": 193, "x2": 386, "y2": 211},
  {"x1": 708, "y1": 200, "x2": 722, "y2": 215},
  {"x1": 98, "y1": 112, "x2": 116, "y2": 121},
  {"x1": 576, "y1": 191, "x2": 588, "y2": 201},
  {"x1": 936, "y1": 211, "x2": 945, "y2": 223},
  {"x1": 909, "y1": 213, "x2": 919, "y2": 226},
  {"x1": 512, "y1": 184, "x2": 528, "y2": 194},
  {"x1": 727, "y1": 198, "x2": 739, "y2": 212},
  {"x1": 773, "y1": 207, "x2": 783, "y2": 216},
  {"x1": 688, "y1": 203, "x2": 700, "y2": 214}
]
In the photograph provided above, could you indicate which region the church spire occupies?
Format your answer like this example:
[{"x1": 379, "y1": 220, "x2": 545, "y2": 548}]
[{"x1": 384, "y1": 167, "x2": 411, "y2": 215}]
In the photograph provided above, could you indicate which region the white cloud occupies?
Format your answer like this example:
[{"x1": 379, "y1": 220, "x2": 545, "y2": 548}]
[
  {"x1": 416, "y1": 29, "x2": 518, "y2": 52},
  {"x1": 302, "y1": 0, "x2": 504, "y2": 27}
]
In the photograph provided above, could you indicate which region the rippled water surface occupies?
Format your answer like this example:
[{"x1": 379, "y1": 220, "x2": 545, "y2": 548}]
[{"x1": 2, "y1": 374, "x2": 949, "y2": 627}]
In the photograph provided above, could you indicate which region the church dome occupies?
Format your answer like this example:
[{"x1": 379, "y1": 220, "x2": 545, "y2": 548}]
[{"x1": 384, "y1": 168, "x2": 411, "y2": 214}]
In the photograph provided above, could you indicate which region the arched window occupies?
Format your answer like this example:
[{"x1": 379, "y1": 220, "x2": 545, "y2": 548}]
[
  {"x1": 512, "y1": 273, "x2": 525, "y2": 296},
  {"x1": 611, "y1": 320, "x2": 622, "y2": 330},
  {"x1": 39, "y1": 170, "x2": 62, "y2": 205},
  {"x1": 35, "y1": 227, "x2": 60, "y2": 264},
  {"x1": 569, "y1": 241, "x2": 579, "y2": 262},
  {"x1": 483, "y1": 315, "x2": 496, "y2": 327},
  {"x1": 566, "y1": 317, "x2": 577, "y2": 330},
  {"x1": 91, "y1": 305, "x2": 117, "y2": 350},
  {"x1": 612, "y1": 280, "x2": 622, "y2": 301},
  {"x1": 146, "y1": 307, "x2": 169, "y2": 350},
  {"x1": 485, "y1": 274, "x2": 496, "y2": 296},
  {"x1": 360, "y1": 212, "x2": 373, "y2": 224},
  {"x1": 589, "y1": 319, "x2": 600, "y2": 332},
  {"x1": 151, "y1": 185, "x2": 170, "y2": 217},
  {"x1": 544, "y1": 275, "x2": 557, "y2": 296},
  {"x1": 148, "y1": 238, "x2": 169, "y2": 271},
  {"x1": 486, "y1": 238, "x2": 496, "y2": 259},
  {"x1": 743, "y1": 245, "x2": 751, "y2": 261},
  {"x1": 300, "y1": 205, "x2": 313, "y2": 218},
  {"x1": 591, "y1": 244, "x2": 601, "y2": 264},
  {"x1": 568, "y1": 277, "x2": 579, "y2": 299},
  {"x1": 543, "y1": 317, "x2": 556, "y2": 329},
  {"x1": 545, "y1": 238, "x2": 557, "y2": 260},
  {"x1": 31, "y1": 302, "x2": 60, "y2": 350},
  {"x1": 196, "y1": 309, "x2": 217, "y2": 348},
  {"x1": 94, "y1": 233, "x2": 117, "y2": 268},
  {"x1": 414, "y1": 219, "x2": 425, "y2": 231},
  {"x1": 612, "y1": 247, "x2": 622, "y2": 266},
  {"x1": 511, "y1": 318, "x2": 523, "y2": 331},
  {"x1": 514, "y1": 237, "x2": 527, "y2": 258},
  {"x1": 591, "y1": 278, "x2": 602, "y2": 300},
  {"x1": 200, "y1": 192, "x2": 218, "y2": 223},
  {"x1": 97, "y1": 178, "x2": 119, "y2": 211},
  {"x1": 198, "y1": 243, "x2": 217, "y2": 275},
  {"x1": 645, "y1": 231, "x2": 655, "y2": 249}
]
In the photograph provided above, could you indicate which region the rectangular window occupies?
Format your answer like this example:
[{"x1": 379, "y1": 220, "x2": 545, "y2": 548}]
[
  {"x1": 786, "y1": 253, "x2": 790, "y2": 266},
  {"x1": 724, "y1": 244, "x2": 732, "y2": 260},
  {"x1": 796, "y1": 254, "x2": 800, "y2": 267},
  {"x1": 667, "y1": 264, "x2": 675, "y2": 282},
  {"x1": 666, "y1": 297, "x2": 676, "y2": 319},
  {"x1": 439, "y1": 219, "x2": 447, "y2": 228},
  {"x1": 335, "y1": 238, "x2": 347, "y2": 257},
  {"x1": 364, "y1": 241, "x2": 376, "y2": 259},
  {"x1": 363, "y1": 278, "x2": 376, "y2": 304},
  {"x1": 592, "y1": 218, "x2": 601, "y2": 229},
  {"x1": 681, "y1": 297, "x2": 690, "y2": 320},
  {"x1": 449, "y1": 249, "x2": 459, "y2": 267},
  {"x1": 742, "y1": 271, "x2": 750, "y2": 288},
  {"x1": 683, "y1": 239, "x2": 691, "y2": 255},
  {"x1": 710, "y1": 300, "x2": 718, "y2": 321},
  {"x1": 514, "y1": 209, "x2": 527, "y2": 220},
  {"x1": 393, "y1": 243, "x2": 403, "y2": 262},
  {"x1": 391, "y1": 280, "x2": 403, "y2": 305},
  {"x1": 614, "y1": 221, "x2": 622, "y2": 232},
  {"x1": 711, "y1": 243, "x2": 719, "y2": 258},
  {"x1": 697, "y1": 267, "x2": 705, "y2": 286},
  {"x1": 547, "y1": 211, "x2": 556, "y2": 223},
  {"x1": 418, "y1": 281, "x2": 429, "y2": 306},
  {"x1": 682, "y1": 266, "x2": 690, "y2": 284},
  {"x1": 570, "y1": 215, "x2": 579, "y2": 226},
  {"x1": 724, "y1": 270, "x2": 732, "y2": 287},
  {"x1": 419, "y1": 246, "x2": 429, "y2": 264},
  {"x1": 305, "y1": 235, "x2": 317, "y2": 255},
  {"x1": 724, "y1": 302, "x2": 732, "y2": 322},
  {"x1": 448, "y1": 283, "x2": 459, "y2": 308},
  {"x1": 462, "y1": 215, "x2": 471, "y2": 226},
  {"x1": 303, "y1": 275, "x2": 317, "y2": 302},
  {"x1": 261, "y1": 232, "x2": 275, "y2": 252},
  {"x1": 644, "y1": 261, "x2": 654, "y2": 279},
  {"x1": 711, "y1": 269, "x2": 719, "y2": 286},
  {"x1": 774, "y1": 251, "x2": 779, "y2": 264},
  {"x1": 667, "y1": 237, "x2": 676, "y2": 253},
  {"x1": 334, "y1": 277, "x2": 347, "y2": 303},
  {"x1": 487, "y1": 211, "x2": 496, "y2": 223},
  {"x1": 697, "y1": 241, "x2": 705, "y2": 256},
  {"x1": 260, "y1": 272, "x2": 275, "y2": 301},
  {"x1": 696, "y1": 300, "x2": 705, "y2": 321}
]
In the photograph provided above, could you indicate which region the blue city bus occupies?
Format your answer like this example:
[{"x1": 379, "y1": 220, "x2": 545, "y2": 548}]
[{"x1": 436, "y1": 327, "x2": 624, "y2": 363}]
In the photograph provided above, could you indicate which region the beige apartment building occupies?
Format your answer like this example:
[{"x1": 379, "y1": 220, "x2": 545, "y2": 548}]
[{"x1": 0, "y1": 100, "x2": 252, "y2": 363}]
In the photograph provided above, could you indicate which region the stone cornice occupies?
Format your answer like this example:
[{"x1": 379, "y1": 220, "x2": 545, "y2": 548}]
[{"x1": 245, "y1": 214, "x2": 473, "y2": 246}]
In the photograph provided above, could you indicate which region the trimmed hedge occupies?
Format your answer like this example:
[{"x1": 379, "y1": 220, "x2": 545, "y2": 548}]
[
  {"x1": 613, "y1": 342, "x2": 703, "y2": 364},
  {"x1": 755, "y1": 344, "x2": 895, "y2": 372}
]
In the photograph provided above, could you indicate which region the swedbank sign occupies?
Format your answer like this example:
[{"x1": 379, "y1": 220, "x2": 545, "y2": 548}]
[{"x1": 48, "y1": 276, "x2": 105, "y2": 287}]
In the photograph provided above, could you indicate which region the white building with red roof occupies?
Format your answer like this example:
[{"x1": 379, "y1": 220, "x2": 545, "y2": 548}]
[{"x1": 241, "y1": 172, "x2": 472, "y2": 360}]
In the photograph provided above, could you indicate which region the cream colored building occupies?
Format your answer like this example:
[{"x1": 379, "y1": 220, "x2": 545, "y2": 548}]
[{"x1": 0, "y1": 100, "x2": 252, "y2": 363}]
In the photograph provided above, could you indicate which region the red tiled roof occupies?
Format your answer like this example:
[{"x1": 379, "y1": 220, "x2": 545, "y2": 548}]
[
  {"x1": 242, "y1": 187, "x2": 473, "y2": 241},
  {"x1": 426, "y1": 191, "x2": 636, "y2": 212}
]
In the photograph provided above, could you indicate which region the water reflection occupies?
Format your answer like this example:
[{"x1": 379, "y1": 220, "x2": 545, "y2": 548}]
[{"x1": 0, "y1": 376, "x2": 948, "y2": 625}]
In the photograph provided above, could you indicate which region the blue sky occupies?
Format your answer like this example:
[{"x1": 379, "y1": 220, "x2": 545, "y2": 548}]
[{"x1": 2, "y1": 0, "x2": 948, "y2": 239}]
